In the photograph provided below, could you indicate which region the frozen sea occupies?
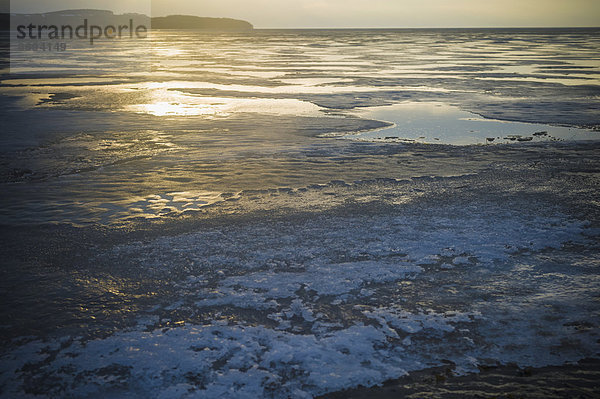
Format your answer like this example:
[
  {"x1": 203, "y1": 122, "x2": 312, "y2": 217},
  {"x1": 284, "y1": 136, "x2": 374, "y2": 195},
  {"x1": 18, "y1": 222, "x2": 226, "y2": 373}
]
[{"x1": 0, "y1": 28, "x2": 599, "y2": 398}]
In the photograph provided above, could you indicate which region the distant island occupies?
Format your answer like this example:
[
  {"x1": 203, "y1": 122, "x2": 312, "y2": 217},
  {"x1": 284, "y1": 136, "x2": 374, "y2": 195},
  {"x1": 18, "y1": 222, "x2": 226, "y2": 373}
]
[
  {"x1": 2, "y1": 10, "x2": 253, "y2": 32},
  {"x1": 6, "y1": 9, "x2": 149, "y2": 29},
  {"x1": 152, "y1": 15, "x2": 253, "y2": 31}
]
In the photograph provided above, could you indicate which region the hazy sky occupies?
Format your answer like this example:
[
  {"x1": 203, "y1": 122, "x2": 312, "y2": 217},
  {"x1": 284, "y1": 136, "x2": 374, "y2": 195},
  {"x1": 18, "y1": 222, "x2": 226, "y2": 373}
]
[{"x1": 10, "y1": 0, "x2": 600, "y2": 28}]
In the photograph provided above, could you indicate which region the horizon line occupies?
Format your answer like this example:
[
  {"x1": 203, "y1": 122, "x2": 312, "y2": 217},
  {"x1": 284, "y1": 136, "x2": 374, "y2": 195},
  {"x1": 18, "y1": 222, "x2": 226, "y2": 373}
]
[
  {"x1": 251, "y1": 26, "x2": 600, "y2": 29},
  {"x1": 5, "y1": 10, "x2": 599, "y2": 30}
]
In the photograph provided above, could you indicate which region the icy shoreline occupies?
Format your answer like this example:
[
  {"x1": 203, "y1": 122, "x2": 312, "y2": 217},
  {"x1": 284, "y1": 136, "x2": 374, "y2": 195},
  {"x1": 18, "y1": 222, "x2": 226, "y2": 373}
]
[
  {"x1": 1, "y1": 28, "x2": 599, "y2": 397},
  {"x1": 1, "y1": 150, "x2": 599, "y2": 397}
]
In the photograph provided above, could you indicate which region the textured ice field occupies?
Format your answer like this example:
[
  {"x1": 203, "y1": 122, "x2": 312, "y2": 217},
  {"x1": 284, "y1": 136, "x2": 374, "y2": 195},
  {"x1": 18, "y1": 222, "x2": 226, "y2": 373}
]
[
  {"x1": 1, "y1": 28, "x2": 599, "y2": 398},
  {"x1": 2, "y1": 198, "x2": 598, "y2": 398}
]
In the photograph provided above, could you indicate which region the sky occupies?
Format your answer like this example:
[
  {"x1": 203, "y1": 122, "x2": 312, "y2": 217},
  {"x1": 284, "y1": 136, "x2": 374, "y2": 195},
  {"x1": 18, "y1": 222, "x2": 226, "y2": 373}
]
[{"x1": 9, "y1": 0, "x2": 600, "y2": 28}]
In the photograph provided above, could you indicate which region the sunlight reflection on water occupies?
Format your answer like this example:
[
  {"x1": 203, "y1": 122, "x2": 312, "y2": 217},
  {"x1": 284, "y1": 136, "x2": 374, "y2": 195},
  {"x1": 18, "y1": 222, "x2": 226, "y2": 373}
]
[{"x1": 349, "y1": 101, "x2": 596, "y2": 145}]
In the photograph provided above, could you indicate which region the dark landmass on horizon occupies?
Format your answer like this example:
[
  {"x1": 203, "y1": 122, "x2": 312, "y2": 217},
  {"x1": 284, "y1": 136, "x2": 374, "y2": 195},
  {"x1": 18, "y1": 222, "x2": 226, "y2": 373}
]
[
  {"x1": 151, "y1": 15, "x2": 253, "y2": 31},
  {"x1": 1, "y1": 10, "x2": 596, "y2": 32},
  {"x1": 1, "y1": 9, "x2": 254, "y2": 32}
]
